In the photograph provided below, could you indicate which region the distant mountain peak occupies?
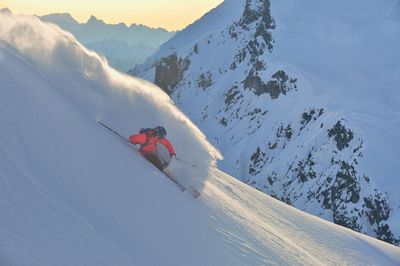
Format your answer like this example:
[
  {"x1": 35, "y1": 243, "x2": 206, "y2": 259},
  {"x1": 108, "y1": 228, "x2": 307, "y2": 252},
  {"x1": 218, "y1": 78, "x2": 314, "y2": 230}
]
[
  {"x1": 240, "y1": 0, "x2": 273, "y2": 26},
  {"x1": 40, "y1": 13, "x2": 78, "y2": 25},
  {"x1": 39, "y1": 12, "x2": 174, "y2": 71},
  {"x1": 0, "y1": 8, "x2": 12, "y2": 15},
  {"x1": 86, "y1": 15, "x2": 105, "y2": 25},
  {"x1": 52, "y1": 12, "x2": 74, "y2": 19},
  {"x1": 116, "y1": 22, "x2": 128, "y2": 28}
]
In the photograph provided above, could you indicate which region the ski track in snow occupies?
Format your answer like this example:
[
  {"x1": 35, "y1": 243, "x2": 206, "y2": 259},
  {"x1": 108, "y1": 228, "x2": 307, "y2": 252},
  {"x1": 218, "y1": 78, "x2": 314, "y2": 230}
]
[
  {"x1": 0, "y1": 10, "x2": 400, "y2": 265},
  {"x1": 205, "y1": 170, "x2": 400, "y2": 265}
]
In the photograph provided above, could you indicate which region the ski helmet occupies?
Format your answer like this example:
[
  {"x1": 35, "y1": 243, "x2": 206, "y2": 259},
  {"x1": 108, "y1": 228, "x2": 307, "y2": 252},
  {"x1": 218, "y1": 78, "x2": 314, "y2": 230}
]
[{"x1": 155, "y1": 126, "x2": 167, "y2": 138}]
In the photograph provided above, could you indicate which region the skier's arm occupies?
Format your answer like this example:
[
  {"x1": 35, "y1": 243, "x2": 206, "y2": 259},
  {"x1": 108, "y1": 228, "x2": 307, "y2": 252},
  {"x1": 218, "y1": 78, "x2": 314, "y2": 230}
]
[
  {"x1": 159, "y1": 138, "x2": 175, "y2": 157},
  {"x1": 129, "y1": 133, "x2": 147, "y2": 145}
]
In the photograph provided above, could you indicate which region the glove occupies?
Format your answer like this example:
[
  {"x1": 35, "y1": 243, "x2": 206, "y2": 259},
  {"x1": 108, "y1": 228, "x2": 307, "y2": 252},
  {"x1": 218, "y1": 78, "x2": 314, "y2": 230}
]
[{"x1": 171, "y1": 153, "x2": 176, "y2": 158}]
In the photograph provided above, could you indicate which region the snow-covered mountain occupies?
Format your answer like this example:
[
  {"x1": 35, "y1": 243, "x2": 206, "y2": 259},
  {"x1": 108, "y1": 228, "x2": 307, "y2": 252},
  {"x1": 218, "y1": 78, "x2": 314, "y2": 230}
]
[
  {"x1": 39, "y1": 12, "x2": 174, "y2": 71},
  {"x1": 132, "y1": 0, "x2": 400, "y2": 245},
  {"x1": 2, "y1": 10, "x2": 400, "y2": 265}
]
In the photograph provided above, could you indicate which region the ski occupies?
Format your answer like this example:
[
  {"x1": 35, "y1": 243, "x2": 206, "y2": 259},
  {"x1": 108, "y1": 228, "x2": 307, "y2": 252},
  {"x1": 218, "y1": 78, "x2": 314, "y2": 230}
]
[
  {"x1": 190, "y1": 188, "x2": 201, "y2": 199},
  {"x1": 163, "y1": 172, "x2": 186, "y2": 192},
  {"x1": 164, "y1": 172, "x2": 201, "y2": 198},
  {"x1": 98, "y1": 121, "x2": 200, "y2": 198}
]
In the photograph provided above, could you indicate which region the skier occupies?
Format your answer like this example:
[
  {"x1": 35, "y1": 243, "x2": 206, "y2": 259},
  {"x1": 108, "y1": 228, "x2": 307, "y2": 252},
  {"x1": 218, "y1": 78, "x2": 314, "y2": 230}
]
[{"x1": 129, "y1": 126, "x2": 176, "y2": 171}]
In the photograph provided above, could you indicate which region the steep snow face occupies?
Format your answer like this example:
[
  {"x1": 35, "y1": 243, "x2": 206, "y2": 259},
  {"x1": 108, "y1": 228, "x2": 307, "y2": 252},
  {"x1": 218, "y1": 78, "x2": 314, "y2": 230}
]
[
  {"x1": 1, "y1": 13, "x2": 400, "y2": 264},
  {"x1": 132, "y1": 0, "x2": 400, "y2": 245},
  {"x1": 0, "y1": 9, "x2": 400, "y2": 265},
  {"x1": 39, "y1": 13, "x2": 174, "y2": 71},
  {"x1": 0, "y1": 11, "x2": 220, "y2": 192}
]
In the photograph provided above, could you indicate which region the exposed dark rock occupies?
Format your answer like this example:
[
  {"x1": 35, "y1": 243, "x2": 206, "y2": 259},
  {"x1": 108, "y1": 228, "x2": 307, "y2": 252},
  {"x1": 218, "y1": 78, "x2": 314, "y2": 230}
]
[
  {"x1": 276, "y1": 125, "x2": 284, "y2": 138},
  {"x1": 230, "y1": 0, "x2": 276, "y2": 73},
  {"x1": 328, "y1": 121, "x2": 354, "y2": 151},
  {"x1": 248, "y1": 108, "x2": 262, "y2": 117},
  {"x1": 364, "y1": 192, "x2": 390, "y2": 225},
  {"x1": 362, "y1": 192, "x2": 400, "y2": 245},
  {"x1": 265, "y1": 70, "x2": 297, "y2": 98},
  {"x1": 249, "y1": 147, "x2": 267, "y2": 175},
  {"x1": 224, "y1": 86, "x2": 241, "y2": 110},
  {"x1": 243, "y1": 71, "x2": 265, "y2": 96},
  {"x1": 302, "y1": 110, "x2": 314, "y2": 126},
  {"x1": 154, "y1": 53, "x2": 190, "y2": 95},
  {"x1": 220, "y1": 117, "x2": 228, "y2": 127},
  {"x1": 244, "y1": 70, "x2": 297, "y2": 99},
  {"x1": 239, "y1": 0, "x2": 276, "y2": 52},
  {"x1": 375, "y1": 224, "x2": 400, "y2": 245},
  {"x1": 267, "y1": 171, "x2": 277, "y2": 185},
  {"x1": 230, "y1": 49, "x2": 247, "y2": 70},
  {"x1": 322, "y1": 164, "x2": 353, "y2": 205},
  {"x1": 241, "y1": 0, "x2": 264, "y2": 25},
  {"x1": 285, "y1": 124, "x2": 293, "y2": 140},
  {"x1": 295, "y1": 152, "x2": 316, "y2": 182},
  {"x1": 321, "y1": 161, "x2": 361, "y2": 210},
  {"x1": 268, "y1": 141, "x2": 278, "y2": 150},
  {"x1": 363, "y1": 175, "x2": 370, "y2": 182},
  {"x1": 228, "y1": 25, "x2": 238, "y2": 40},
  {"x1": 197, "y1": 71, "x2": 213, "y2": 89},
  {"x1": 300, "y1": 108, "x2": 324, "y2": 130},
  {"x1": 333, "y1": 213, "x2": 361, "y2": 232},
  {"x1": 316, "y1": 160, "x2": 365, "y2": 234}
]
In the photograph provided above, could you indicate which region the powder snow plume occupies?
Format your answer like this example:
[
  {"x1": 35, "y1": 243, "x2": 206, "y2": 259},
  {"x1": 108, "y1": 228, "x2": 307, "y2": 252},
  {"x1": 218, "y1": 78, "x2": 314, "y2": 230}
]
[{"x1": 0, "y1": 10, "x2": 222, "y2": 190}]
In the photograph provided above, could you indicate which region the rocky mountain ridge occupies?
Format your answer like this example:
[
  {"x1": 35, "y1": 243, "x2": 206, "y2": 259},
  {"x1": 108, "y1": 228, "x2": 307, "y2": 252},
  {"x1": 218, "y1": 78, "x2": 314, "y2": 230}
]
[
  {"x1": 40, "y1": 13, "x2": 174, "y2": 71},
  {"x1": 132, "y1": 0, "x2": 400, "y2": 245}
]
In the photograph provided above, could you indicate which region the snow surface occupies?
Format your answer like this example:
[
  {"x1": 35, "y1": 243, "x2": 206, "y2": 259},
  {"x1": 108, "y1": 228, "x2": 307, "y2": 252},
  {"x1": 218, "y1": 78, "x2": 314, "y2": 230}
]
[{"x1": 1, "y1": 10, "x2": 400, "y2": 265}]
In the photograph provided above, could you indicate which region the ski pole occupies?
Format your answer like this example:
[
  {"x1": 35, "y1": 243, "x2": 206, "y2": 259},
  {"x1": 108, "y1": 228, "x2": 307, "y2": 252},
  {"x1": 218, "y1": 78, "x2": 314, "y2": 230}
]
[
  {"x1": 175, "y1": 156, "x2": 197, "y2": 168},
  {"x1": 99, "y1": 121, "x2": 197, "y2": 167},
  {"x1": 98, "y1": 121, "x2": 131, "y2": 144}
]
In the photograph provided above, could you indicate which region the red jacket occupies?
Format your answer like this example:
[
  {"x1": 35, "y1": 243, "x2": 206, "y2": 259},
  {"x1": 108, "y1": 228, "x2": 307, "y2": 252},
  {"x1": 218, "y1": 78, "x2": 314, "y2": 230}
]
[{"x1": 129, "y1": 133, "x2": 175, "y2": 157}]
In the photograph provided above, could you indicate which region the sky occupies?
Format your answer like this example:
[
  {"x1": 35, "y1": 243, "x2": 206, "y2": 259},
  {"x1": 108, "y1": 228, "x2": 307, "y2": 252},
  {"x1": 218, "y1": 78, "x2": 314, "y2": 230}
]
[{"x1": 0, "y1": 0, "x2": 224, "y2": 31}]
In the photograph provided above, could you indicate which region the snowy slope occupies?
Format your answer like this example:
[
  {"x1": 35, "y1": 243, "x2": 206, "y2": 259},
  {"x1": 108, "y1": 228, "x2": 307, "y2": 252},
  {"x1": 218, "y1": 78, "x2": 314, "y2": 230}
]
[
  {"x1": 132, "y1": 0, "x2": 400, "y2": 245},
  {"x1": 1, "y1": 11, "x2": 400, "y2": 265},
  {"x1": 39, "y1": 13, "x2": 174, "y2": 71}
]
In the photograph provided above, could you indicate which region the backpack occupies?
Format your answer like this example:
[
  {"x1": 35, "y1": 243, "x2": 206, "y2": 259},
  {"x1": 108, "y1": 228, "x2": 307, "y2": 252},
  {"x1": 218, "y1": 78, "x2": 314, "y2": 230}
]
[{"x1": 140, "y1": 128, "x2": 156, "y2": 136}]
